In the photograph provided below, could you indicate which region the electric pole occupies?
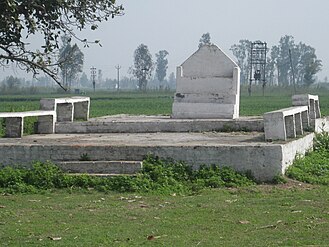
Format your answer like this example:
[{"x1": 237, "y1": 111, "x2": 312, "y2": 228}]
[
  {"x1": 289, "y1": 49, "x2": 297, "y2": 94},
  {"x1": 115, "y1": 64, "x2": 121, "y2": 91},
  {"x1": 90, "y1": 67, "x2": 96, "y2": 92}
]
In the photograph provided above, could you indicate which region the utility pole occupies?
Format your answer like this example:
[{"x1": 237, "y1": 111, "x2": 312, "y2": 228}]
[
  {"x1": 289, "y1": 49, "x2": 297, "y2": 94},
  {"x1": 115, "y1": 64, "x2": 121, "y2": 91},
  {"x1": 90, "y1": 67, "x2": 96, "y2": 92}
]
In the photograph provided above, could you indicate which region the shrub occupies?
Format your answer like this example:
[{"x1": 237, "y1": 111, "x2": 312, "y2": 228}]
[
  {"x1": 24, "y1": 161, "x2": 66, "y2": 189},
  {"x1": 286, "y1": 131, "x2": 329, "y2": 185},
  {"x1": 0, "y1": 157, "x2": 256, "y2": 194}
]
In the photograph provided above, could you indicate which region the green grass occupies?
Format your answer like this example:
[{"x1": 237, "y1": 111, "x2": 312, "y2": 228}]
[
  {"x1": 0, "y1": 157, "x2": 255, "y2": 194},
  {"x1": 287, "y1": 132, "x2": 329, "y2": 185},
  {"x1": 1, "y1": 86, "x2": 329, "y2": 117},
  {"x1": 0, "y1": 186, "x2": 328, "y2": 246}
]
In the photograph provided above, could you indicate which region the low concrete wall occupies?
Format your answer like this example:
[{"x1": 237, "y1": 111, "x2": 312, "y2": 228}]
[
  {"x1": 0, "y1": 133, "x2": 315, "y2": 181},
  {"x1": 55, "y1": 117, "x2": 264, "y2": 133},
  {"x1": 281, "y1": 133, "x2": 314, "y2": 173}
]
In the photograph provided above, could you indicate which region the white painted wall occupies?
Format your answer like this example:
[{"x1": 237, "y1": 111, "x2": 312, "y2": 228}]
[{"x1": 172, "y1": 44, "x2": 240, "y2": 119}]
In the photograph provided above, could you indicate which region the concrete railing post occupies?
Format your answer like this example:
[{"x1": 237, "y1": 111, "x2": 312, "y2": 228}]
[
  {"x1": 57, "y1": 103, "x2": 74, "y2": 122},
  {"x1": 285, "y1": 115, "x2": 296, "y2": 138},
  {"x1": 294, "y1": 113, "x2": 303, "y2": 136},
  {"x1": 73, "y1": 101, "x2": 90, "y2": 121},
  {"x1": 5, "y1": 117, "x2": 23, "y2": 138},
  {"x1": 37, "y1": 115, "x2": 56, "y2": 134}
]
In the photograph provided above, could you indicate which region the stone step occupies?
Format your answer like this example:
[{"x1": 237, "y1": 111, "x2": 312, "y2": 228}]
[
  {"x1": 55, "y1": 115, "x2": 264, "y2": 134},
  {"x1": 66, "y1": 173, "x2": 136, "y2": 177},
  {"x1": 56, "y1": 161, "x2": 142, "y2": 175}
]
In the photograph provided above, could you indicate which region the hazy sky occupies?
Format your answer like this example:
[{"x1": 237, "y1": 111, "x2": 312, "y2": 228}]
[{"x1": 2, "y1": 0, "x2": 329, "y2": 81}]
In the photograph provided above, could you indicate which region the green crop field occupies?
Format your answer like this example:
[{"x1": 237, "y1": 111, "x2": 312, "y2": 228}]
[{"x1": 0, "y1": 85, "x2": 329, "y2": 117}]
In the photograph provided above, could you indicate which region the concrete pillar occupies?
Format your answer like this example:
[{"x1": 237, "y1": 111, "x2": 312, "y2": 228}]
[
  {"x1": 233, "y1": 67, "x2": 240, "y2": 119},
  {"x1": 301, "y1": 110, "x2": 310, "y2": 130},
  {"x1": 264, "y1": 112, "x2": 286, "y2": 141},
  {"x1": 309, "y1": 99, "x2": 316, "y2": 120},
  {"x1": 5, "y1": 117, "x2": 23, "y2": 138},
  {"x1": 37, "y1": 115, "x2": 55, "y2": 134},
  {"x1": 73, "y1": 101, "x2": 90, "y2": 121},
  {"x1": 294, "y1": 113, "x2": 303, "y2": 136},
  {"x1": 315, "y1": 100, "x2": 321, "y2": 118},
  {"x1": 285, "y1": 115, "x2": 296, "y2": 139},
  {"x1": 57, "y1": 103, "x2": 74, "y2": 122}
]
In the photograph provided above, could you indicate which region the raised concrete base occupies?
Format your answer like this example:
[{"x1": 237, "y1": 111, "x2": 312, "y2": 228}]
[
  {"x1": 0, "y1": 131, "x2": 314, "y2": 181},
  {"x1": 55, "y1": 115, "x2": 263, "y2": 133}
]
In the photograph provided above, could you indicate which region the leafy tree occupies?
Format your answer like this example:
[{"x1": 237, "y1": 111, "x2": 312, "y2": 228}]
[
  {"x1": 199, "y1": 32, "x2": 211, "y2": 48},
  {"x1": 155, "y1": 50, "x2": 169, "y2": 88},
  {"x1": 231, "y1": 35, "x2": 322, "y2": 87},
  {"x1": 230, "y1": 39, "x2": 252, "y2": 84},
  {"x1": 58, "y1": 36, "x2": 84, "y2": 90},
  {"x1": 0, "y1": 0, "x2": 123, "y2": 89},
  {"x1": 274, "y1": 35, "x2": 296, "y2": 85},
  {"x1": 133, "y1": 44, "x2": 154, "y2": 91},
  {"x1": 298, "y1": 43, "x2": 322, "y2": 85},
  {"x1": 271, "y1": 36, "x2": 322, "y2": 86}
]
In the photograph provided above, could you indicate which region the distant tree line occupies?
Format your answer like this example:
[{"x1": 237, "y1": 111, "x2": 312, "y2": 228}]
[{"x1": 230, "y1": 35, "x2": 322, "y2": 86}]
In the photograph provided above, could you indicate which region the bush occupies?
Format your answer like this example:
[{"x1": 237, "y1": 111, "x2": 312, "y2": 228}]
[
  {"x1": 287, "y1": 131, "x2": 329, "y2": 185},
  {"x1": 24, "y1": 161, "x2": 66, "y2": 189},
  {"x1": 0, "y1": 157, "x2": 256, "y2": 194}
]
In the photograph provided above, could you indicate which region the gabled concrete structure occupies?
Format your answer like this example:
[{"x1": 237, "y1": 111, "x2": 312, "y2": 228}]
[{"x1": 172, "y1": 44, "x2": 240, "y2": 119}]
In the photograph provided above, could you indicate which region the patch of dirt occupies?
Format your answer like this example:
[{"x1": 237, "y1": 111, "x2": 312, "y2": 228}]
[{"x1": 259, "y1": 178, "x2": 317, "y2": 191}]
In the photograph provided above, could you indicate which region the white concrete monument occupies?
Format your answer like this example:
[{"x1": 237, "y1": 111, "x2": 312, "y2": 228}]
[{"x1": 172, "y1": 44, "x2": 240, "y2": 119}]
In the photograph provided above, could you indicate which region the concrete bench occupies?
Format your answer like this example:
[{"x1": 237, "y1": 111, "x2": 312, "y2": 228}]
[
  {"x1": 40, "y1": 97, "x2": 90, "y2": 122},
  {"x1": 0, "y1": 111, "x2": 56, "y2": 138},
  {"x1": 264, "y1": 106, "x2": 309, "y2": 141},
  {"x1": 292, "y1": 94, "x2": 321, "y2": 125}
]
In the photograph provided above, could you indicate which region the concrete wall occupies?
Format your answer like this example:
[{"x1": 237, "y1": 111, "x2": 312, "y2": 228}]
[
  {"x1": 172, "y1": 44, "x2": 240, "y2": 119},
  {"x1": 281, "y1": 133, "x2": 314, "y2": 173},
  {"x1": 0, "y1": 133, "x2": 315, "y2": 181},
  {"x1": 55, "y1": 117, "x2": 264, "y2": 133}
]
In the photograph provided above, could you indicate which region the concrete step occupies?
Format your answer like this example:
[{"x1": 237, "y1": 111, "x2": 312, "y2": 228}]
[
  {"x1": 56, "y1": 161, "x2": 143, "y2": 175},
  {"x1": 55, "y1": 115, "x2": 264, "y2": 134},
  {"x1": 66, "y1": 173, "x2": 136, "y2": 177}
]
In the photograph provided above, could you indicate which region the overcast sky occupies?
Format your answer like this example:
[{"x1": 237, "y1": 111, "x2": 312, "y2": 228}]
[{"x1": 2, "y1": 0, "x2": 329, "y2": 81}]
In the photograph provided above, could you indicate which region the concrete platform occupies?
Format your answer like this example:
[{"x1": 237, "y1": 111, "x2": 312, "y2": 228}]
[
  {"x1": 55, "y1": 115, "x2": 264, "y2": 133},
  {"x1": 0, "y1": 131, "x2": 314, "y2": 181}
]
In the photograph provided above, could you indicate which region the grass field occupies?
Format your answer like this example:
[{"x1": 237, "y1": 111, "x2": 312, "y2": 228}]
[
  {"x1": 0, "y1": 85, "x2": 329, "y2": 246},
  {"x1": 1, "y1": 85, "x2": 329, "y2": 117},
  {"x1": 0, "y1": 185, "x2": 328, "y2": 246}
]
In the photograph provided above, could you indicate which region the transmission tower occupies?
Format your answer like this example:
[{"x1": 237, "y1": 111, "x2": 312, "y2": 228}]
[{"x1": 249, "y1": 41, "x2": 267, "y2": 96}]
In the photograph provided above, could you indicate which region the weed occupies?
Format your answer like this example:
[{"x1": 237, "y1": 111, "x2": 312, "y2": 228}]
[
  {"x1": 0, "y1": 157, "x2": 256, "y2": 194},
  {"x1": 272, "y1": 174, "x2": 288, "y2": 184},
  {"x1": 222, "y1": 124, "x2": 234, "y2": 132},
  {"x1": 314, "y1": 131, "x2": 329, "y2": 151},
  {"x1": 79, "y1": 153, "x2": 91, "y2": 161},
  {"x1": 287, "y1": 131, "x2": 329, "y2": 185}
]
